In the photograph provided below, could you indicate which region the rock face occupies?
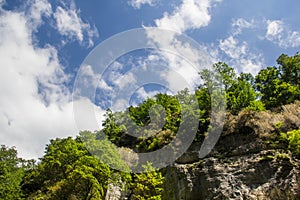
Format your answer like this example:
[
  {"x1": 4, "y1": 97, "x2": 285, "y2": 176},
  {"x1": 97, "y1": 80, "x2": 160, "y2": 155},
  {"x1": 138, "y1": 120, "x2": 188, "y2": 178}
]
[
  {"x1": 163, "y1": 102, "x2": 300, "y2": 200},
  {"x1": 163, "y1": 150, "x2": 300, "y2": 199},
  {"x1": 105, "y1": 181, "x2": 131, "y2": 200},
  {"x1": 105, "y1": 183, "x2": 122, "y2": 200}
]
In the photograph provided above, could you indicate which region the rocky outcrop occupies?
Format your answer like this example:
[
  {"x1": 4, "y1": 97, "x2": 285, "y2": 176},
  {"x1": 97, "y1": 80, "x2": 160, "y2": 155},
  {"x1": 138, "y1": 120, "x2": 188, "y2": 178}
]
[
  {"x1": 163, "y1": 102, "x2": 300, "y2": 199},
  {"x1": 163, "y1": 150, "x2": 300, "y2": 199}
]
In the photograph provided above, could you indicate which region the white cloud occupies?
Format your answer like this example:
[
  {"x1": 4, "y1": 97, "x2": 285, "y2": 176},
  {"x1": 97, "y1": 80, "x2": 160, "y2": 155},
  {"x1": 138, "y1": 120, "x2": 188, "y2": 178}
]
[
  {"x1": 154, "y1": 0, "x2": 216, "y2": 33},
  {"x1": 77, "y1": 64, "x2": 112, "y2": 91},
  {"x1": 144, "y1": 27, "x2": 215, "y2": 92},
  {"x1": 219, "y1": 36, "x2": 247, "y2": 59},
  {"x1": 113, "y1": 72, "x2": 137, "y2": 90},
  {"x1": 142, "y1": 0, "x2": 221, "y2": 92},
  {"x1": 228, "y1": 18, "x2": 300, "y2": 49},
  {"x1": 157, "y1": 50, "x2": 202, "y2": 91},
  {"x1": 53, "y1": 4, "x2": 98, "y2": 46},
  {"x1": 238, "y1": 58, "x2": 262, "y2": 75},
  {"x1": 109, "y1": 71, "x2": 137, "y2": 111},
  {"x1": 231, "y1": 18, "x2": 254, "y2": 35},
  {"x1": 73, "y1": 98, "x2": 105, "y2": 132},
  {"x1": 26, "y1": 0, "x2": 52, "y2": 31},
  {"x1": 106, "y1": 67, "x2": 137, "y2": 91},
  {"x1": 128, "y1": 0, "x2": 157, "y2": 9},
  {"x1": 266, "y1": 20, "x2": 284, "y2": 37},
  {"x1": 0, "y1": 1, "x2": 101, "y2": 159},
  {"x1": 216, "y1": 17, "x2": 300, "y2": 74},
  {"x1": 218, "y1": 35, "x2": 263, "y2": 74},
  {"x1": 265, "y1": 20, "x2": 300, "y2": 48}
]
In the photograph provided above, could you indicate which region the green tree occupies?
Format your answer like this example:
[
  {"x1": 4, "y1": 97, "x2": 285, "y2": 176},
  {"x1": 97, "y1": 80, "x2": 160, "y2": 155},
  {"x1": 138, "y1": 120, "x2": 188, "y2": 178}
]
[
  {"x1": 213, "y1": 62, "x2": 237, "y2": 91},
  {"x1": 199, "y1": 62, "x2": 259, "y2": 114},
  {"x1": 277, "y1": 53, "x2": 300, "y2": 86},
  {"x1": 227, "y1": 75, "x2": 258, "y2": 114},
  {"x1": 102, "y1": 109, "x2": 125, "y2": 145},
  {"x1": 131, "y1": 162, "x2": 165, "y2": 200},
  {"x1": 102, "y1": 93, "x2": 183, "y2": 152},
  {"x1": 23, "y1": 137, "x2": 112, "y2": 200},
  {"x1": 255, "y1": 54, "x2": 300, "y2": 108},
  {"x1": 0, "y1": 145, "x2": 24, "y2": 200},
  {"x1": 81, "y1": 130, "x2": 131, "y2": 173}
]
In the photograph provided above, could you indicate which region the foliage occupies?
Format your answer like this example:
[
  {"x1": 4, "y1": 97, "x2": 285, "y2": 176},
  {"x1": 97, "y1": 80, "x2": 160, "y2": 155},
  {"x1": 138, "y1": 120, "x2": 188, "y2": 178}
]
[
  {"x1": 245, "y1": 100, "x2": 266, "y2": 111},
  {"x1": 227, "y1": 77, "x2": 257, "y2": 114},
  {"x1": 280, "y1": 129, "x2": 300, "y2": 157},
  {"x1": 81, "y1": 130, "x2": 131, "y2": 173},
  {"x1": 22, "y1": 137, "x2": 112, "y2": 200},
  {"x1": 102, "y1": 93, "x2": 184, "y2": 152},
  {"x1": 199, "y1": 62, "x2": 258, "y2": 114},
  {"x1": 102, "y1": 109, "x2": 126, "y2": 145},
  {"x1": 0, "y1": 145, "x2": 25, "y2": 200},
  {"x1": 131, "y1": 162, "x2": 165, "y2": 200},
  {"x1": 275, "y1": 121, "x2": 284, "y2": 129},
  {"x1": 277, "y1": 53, "x2": 300, "y2": 86},
  {"x1": 255, "y1": 53, "x2": 300, "y2": 108}
]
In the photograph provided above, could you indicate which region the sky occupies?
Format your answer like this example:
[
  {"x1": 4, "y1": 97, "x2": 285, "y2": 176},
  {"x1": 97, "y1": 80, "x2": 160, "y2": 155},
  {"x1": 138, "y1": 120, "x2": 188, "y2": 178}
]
[{"x1": 0, "y1": 0, "x2": 300, "y2": 159}]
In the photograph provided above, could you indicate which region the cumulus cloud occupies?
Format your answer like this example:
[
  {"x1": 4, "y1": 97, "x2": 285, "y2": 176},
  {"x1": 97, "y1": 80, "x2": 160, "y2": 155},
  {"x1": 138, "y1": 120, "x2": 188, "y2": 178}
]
[
  {"x1": 217, "y1": 17, "x2": 300, "y2": 74},
  {"x1": 143, "y1": 31, "x2": 214, "y2": 92},
  {"x1": 219, "y1": 36, "x2": 247, "y2": 59},
  {"x1": 231, "y1": 18, "x2": 254, "y2": 35},
  {"x1": 141, "y1": 0, "x2": 221, "y2": 92},
  {"x1": 77, "y1": 64, "x2": 112, "y2": 92},
  {"x1": 227, "y1": 18, "x2": 300, "y2": 49},
  {"x1": 265, "y1": 20, "x2": 300, "y2": 48},
  {"x1": 218, "y1": 35, "x2": 263, "y2": 74},
  {"x1": 26, "y1": 0, "x2": 52, "y2": 30},
  {"x1": 143, "y1": 32, "x2": 198, "y2": 90},
  {"x1": 154, "y1": 0, "x2": 215, "y2": 33},
  {"x1": 128, "y1": 0, "x2": 157, "y2": 9},
  {"x1": 204, "y1": 17, "x2": 266, "y2": 75},
  {"x1": 266, "y1": 20, "x2": 284, "y2": 37},
  {"x1": 0, "y1": 1, "x2": 101, "y2": 159},
  {"x1": 53, "y1": 4, "x2": 98, "y2": 47}
]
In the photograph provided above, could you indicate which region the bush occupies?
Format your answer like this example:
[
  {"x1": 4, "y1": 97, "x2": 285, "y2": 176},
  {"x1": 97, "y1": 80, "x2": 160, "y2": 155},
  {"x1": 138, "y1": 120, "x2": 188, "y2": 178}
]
[
  {"x1": 131, "y1": 162, "x2": 165, "y2": 200},
  {"x1": 280, "y1": 129, "x2": 300, "y2": 156},
  {"x1": 245, "y1": 100, "x2": 266, "y2": 111}
]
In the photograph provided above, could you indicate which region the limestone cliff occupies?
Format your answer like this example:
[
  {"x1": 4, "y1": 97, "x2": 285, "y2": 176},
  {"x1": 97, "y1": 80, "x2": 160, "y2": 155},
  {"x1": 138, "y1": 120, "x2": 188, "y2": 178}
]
[
  {"x1": 163, "y1": 101, "x2": 300, "y2": 199},
  {"x1": 106, "y1": 102, "x2": 300, "y2": 200}
]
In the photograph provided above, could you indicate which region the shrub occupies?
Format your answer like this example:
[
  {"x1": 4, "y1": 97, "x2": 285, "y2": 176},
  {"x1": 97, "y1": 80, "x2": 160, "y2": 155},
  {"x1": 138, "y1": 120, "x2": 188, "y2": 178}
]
[{"x1": 280, "y1": 129, "x2": 300, "y2": 156}]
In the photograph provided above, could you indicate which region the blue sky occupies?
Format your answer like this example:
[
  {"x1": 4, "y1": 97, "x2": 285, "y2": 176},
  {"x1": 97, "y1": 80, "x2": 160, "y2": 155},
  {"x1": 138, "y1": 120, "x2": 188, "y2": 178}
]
[{"x1": 1, "y1": 0, "x2": 300, "y2": 159}]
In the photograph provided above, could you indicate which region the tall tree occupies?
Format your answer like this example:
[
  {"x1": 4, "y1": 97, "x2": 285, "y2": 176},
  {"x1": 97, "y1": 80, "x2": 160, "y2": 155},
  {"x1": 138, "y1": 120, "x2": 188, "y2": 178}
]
[
  {"x1": 255, "y1": 53, "x2": 300, "y2": 108},
  {"x1": 277, "y1": 53, "x2": 300, "y2": 86},
  {"x1": 23, "y1": 137, "x2": 112, "y2": 200},
  {"x1": 199, "y1": 62, "x2": 259, "y2": 114},
  {"x1": 0, "y1": 145, "x2": 24, "y2": 200}
]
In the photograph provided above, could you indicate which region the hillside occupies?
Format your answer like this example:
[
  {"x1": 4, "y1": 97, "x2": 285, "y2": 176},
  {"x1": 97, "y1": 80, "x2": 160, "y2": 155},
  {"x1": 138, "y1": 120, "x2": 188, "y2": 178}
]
[{"x1": 0, "y1": 53, "x2": 299, "y2": 200}]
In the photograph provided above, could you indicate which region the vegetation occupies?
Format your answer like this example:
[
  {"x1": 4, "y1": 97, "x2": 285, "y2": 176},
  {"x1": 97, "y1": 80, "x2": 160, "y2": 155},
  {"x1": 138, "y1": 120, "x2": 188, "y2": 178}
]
[
  {"x1": 0, "y1": 145, "x2": 28, "y2": 200},
  {"x1": 22, "y1": 137, "x2": 112, "y2": 199},
  {"x1": 0, "y1": 53, "x2": 299, "y2": 199},
  {"x1": 131, "y1": 163, "x2": 165, "y2": 200},
  {"x1": 255, "y1": 53, "x2": 300, "y2": 109},
  {"x1": 280, "y1": 129, "x2": 300, "y2": 157}
]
